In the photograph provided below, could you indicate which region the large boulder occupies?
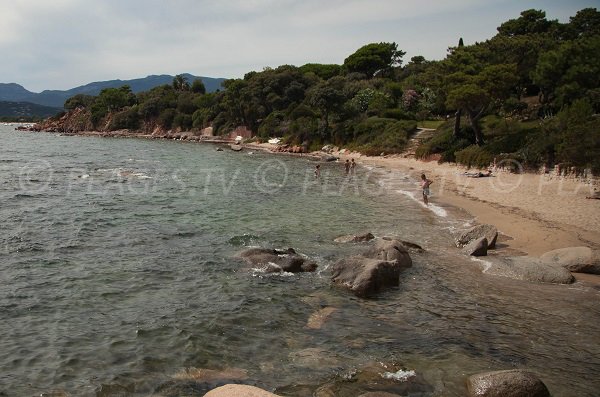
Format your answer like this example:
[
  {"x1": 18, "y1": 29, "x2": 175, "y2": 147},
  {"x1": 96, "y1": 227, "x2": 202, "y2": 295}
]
[
  {"x1": 363, "y1": 239, "x2": 413, "y2": 268},
  {"x1": 237, "y1": 248, "x2": 317, "y2": 273},
  {"x1": 463, "y1": 237, "x2": 488, "y2": 257},
  {"x1": 331, "y1": 256, "x2": 404, "y2": 297},
  {"x1": 485, "y1": 256, "x2": 574, "y2": 284},
  {"x1": 540, "y1": 246, "x2": 600, "y2": 274},
  {"x1": 466, "y1": 369, "x2": 550, "y2": 397},
  {"x1": 457, "y1": 224, "x2": 498, "y2": 249},
  {"x1": 204, "y1": 384, "x2": 281, "y2": 397}
]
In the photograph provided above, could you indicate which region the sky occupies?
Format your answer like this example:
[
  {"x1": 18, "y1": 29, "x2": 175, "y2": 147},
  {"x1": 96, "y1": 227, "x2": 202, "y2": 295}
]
[{"x1": 1, "y1": 0, "x2": 598, "y2": 92}]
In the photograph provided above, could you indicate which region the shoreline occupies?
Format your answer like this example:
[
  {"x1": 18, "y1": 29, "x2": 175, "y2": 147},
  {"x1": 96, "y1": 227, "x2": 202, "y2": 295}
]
[
  {"x1": 346, "y1": 153, "x2": 600, "y2": 284},
  {"x1": 17, "y1": 128, "x2": 600, "y2": 260}
]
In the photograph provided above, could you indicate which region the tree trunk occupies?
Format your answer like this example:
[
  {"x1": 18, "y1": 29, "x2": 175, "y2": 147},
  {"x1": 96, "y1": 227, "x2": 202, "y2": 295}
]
[
  {"x1": 453, "y1": 108, "x2": 462, "y2": 137},
  {"x1": 467, "y1": 109, "x2": 484, "y2": 145}
]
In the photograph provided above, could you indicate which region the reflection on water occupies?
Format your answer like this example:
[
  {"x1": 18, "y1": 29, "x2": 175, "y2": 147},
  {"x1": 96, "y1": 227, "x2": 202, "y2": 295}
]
[{"x1": 1, "y1": 126, "x2": 599, "y2": 396}]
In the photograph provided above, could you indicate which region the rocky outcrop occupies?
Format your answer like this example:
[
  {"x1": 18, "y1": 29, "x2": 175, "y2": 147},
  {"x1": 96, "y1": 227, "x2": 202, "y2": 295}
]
[
  {"x1": 463, "y1": 237, "x2": 488, "y2": 257},
  {"x1": 466, "y1": 369, "x2": 550, "y2": 397},
  {"x1": 363, "y1": 238, "x2": 413, "y2": 267},
  {"x1": 485, "y1": 256, "x2": 574, "y2": 284},
  {"x1": 331, "y1": 256, "x2": 404, "y2": 297},
  {"x1": 457, "y1": 224, "x2": 498, "y2": 249},
  {"x1": 230, "y1": 143, "x2": 243, "y2": 151},
  {"x1": 204, "y1": 384, "x2": 281, "y2": 397},
  {"x1": 540, "y1": 246, "x2": 600, "y2": 274},
  {"x1": 334, "y1": 232, "x2": 375, "y2": 243},
  {"x1": 237, "y1": 247, "x2": 317, "y2": 273}
]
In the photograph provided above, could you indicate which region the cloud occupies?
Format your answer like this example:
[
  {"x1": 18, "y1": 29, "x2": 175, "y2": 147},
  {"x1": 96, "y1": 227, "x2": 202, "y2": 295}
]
[{"x1": 0, "y1": 0, "x2": 596, "y2": 91}]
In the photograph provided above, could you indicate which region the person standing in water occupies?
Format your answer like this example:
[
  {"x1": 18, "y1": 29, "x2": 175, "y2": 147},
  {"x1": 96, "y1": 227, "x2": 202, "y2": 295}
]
[
  {"x1": 350, "y1": 158, "x2": 356, "y2": 174},
  {"x1": 344, "y1": 159, "x2": 350, "y2": 175},
  {"x1": 314, "y1": 164, "x2": 321, "y2": 178},
  {"x1": 421, "y1": 173, "x2": 433, "y2": 205}
]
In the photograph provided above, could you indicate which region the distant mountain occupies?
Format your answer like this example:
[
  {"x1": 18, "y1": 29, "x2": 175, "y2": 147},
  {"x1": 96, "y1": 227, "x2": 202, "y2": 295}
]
[
  {"x1": 0, "y1": 74, "x2": 226, "y2": 109},
  {"x1": 0, "y1": 100, "x2": 63, "y2": 118}
]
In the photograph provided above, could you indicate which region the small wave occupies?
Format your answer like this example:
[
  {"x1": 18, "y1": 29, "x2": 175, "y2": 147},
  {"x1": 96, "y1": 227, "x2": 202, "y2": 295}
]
[
  {"x1": 228, "y1": 234, "x2": 262, "y2": 246},
  {"x1": 396, "y1": 189, "x2": 447, "y2": 217},
  {"x1": 381, "y1": 369, "x2": 416, "y2": 381},
  {"x1": 470, "y1": 256, "x2": 493, "y2": 273}
]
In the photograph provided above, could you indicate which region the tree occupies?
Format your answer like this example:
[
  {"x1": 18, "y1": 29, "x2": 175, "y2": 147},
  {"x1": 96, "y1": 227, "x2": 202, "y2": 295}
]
[
  {"x1": 64, "y1": 94, "x2": 95, "y2": 110},
  {"x1": 343, "y1": 42, "x2": 405, "y2": 78},
  {"x1": 172, "y1": 74, "x2": 190, "y2": 91},
  {"x1": 532, "y1": 36, "x2": 600, "y2": 110},
  {"x1": 308, "y1": 79, "x2": 345, "y2": 140},
  {"x1": 191, "y1": 79, "x2": 206, "y2": 94},
  {"x1": 446, "y1": 64, "x2": 518, "y2": 145},
  {"x1": 565, "y1": 8, "x2": 600, "y2": 38},
  {"x1": 497, "y1": 9, "x2": 556, "y2": 36}
]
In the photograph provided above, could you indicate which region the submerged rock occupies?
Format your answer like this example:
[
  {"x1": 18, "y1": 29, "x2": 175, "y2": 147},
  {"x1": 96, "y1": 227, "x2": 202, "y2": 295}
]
[
  {"x1": 457, "y1": 224, "x2": 498, "y2": 249},
  {"x1": 466, "y1": 369, "x2": 550, "y2": 397},
  {"x1": 237, "y1": 247, "x2": 317, "y2": 273},
  {"x1": 540, "y1": 246, "x2": 600, "y2": 274},
  {"x1": 331, "y1": 256, "x2": 403, "y2": 297},
  {"x1": 306, "y1": 306, "x2": 337, "y2": 329},
  {"x1": 463, "y1": 237, "x2": 488, "y2": 257},
  {"x1": 485, "y1": 256, "x2": 574, "y2": 284},
  {"x1": 334, "y1": 232, "x2": 375, "y2": 243}
]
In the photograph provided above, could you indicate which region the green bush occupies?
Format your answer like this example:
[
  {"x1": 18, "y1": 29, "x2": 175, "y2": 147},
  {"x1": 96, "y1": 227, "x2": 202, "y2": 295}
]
[
  {"x1": 455, "y1": 145, "x2": 494, "y2": 168},
  {"x1": 349, "y1": 117, "x2": 414, "y2": 154},
  {"x1": 108, "y1": 107, "x2": 140, "y2": 130}
]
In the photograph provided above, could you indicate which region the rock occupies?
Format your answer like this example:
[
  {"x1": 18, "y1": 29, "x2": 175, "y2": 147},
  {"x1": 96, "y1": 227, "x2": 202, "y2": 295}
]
[
  {"x1": 172, "y1": 367, "x2": 248, "y2": 382},
  {"x1": 321, "y1": 154, "x2": 338, "y2": 162},
  {"x1": 540, "y1": 246, "x2": 600, "y2": 274},
  {"x1": 463, "y1": 237, "x2": 488, "y2": 256},
  {"x1": 466, "y1": 369, "x2": 550, "y2": 397},
  {"x1": 331, "y1": 256, "x2": 404, "y2": 297},
  {"x1": 289, "y1": 347, "x2": 341, "y2": 369},
  {"x1": 363, "y1": 239, "x2": 413, "y2": 268},
  {"x1": 334, "y1": 232, "x2": 375, "y2": 243},
  {"x1": 306, "y1": 307, "x2": 337, "y2": 329},
  {"x1": 381, "y1": 237, "x2": 425, "y2": 252},
  {"x1": 457, "y1": 224, "x2": 498, "y2": 249},
  {"x1": 486, "y1": 256, "x2": 575, "y2": 284},
  {"x1": 237, "y1": 247, "x2": 317, "y2": 273},
  {"x1": 230, "y1": 143, "x2": 243, "y2": 151},
  {"x1": 358, "y1": 393, "x2": 404, "y2": 397},
  {"x1": 204, "y1": 384, "x2": 281, "y2": 397}
]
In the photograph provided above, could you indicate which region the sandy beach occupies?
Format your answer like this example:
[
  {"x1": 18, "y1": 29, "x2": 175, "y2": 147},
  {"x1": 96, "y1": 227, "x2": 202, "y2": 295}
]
[{"x1": 350, "y1": 154, "x2": 600, "y2": 257}]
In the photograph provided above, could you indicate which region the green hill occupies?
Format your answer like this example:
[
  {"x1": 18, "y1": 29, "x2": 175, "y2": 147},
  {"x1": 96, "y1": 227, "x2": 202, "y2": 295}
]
[{"x1": 0, "y1": 101, "x2": 62, "y2": 120}]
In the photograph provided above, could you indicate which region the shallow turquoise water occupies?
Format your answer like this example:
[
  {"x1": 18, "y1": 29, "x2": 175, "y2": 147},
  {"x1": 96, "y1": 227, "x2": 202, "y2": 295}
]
[{"x1": 1, "y1": 125, "x2": 599, "y2": 396}]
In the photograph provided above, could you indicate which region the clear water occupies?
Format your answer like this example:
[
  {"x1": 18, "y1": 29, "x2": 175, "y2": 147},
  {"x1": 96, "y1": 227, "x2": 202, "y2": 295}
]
[{"x1": 1, "y1": 125, "x2": 599, "y2": 396}]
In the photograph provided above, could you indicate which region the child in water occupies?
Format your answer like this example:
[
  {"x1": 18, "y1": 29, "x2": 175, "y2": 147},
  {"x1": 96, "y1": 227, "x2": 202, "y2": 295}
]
[
  {"x1": 421, "y1": 173, "x2": 433, "y2": 205},
  {"x1": 314, "y1": 164, "x2": 321, "y2": 178}
]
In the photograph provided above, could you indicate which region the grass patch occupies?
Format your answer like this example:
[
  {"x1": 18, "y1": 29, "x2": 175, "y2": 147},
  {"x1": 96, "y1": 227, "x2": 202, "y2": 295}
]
[{"x1": 417, "y1": 119, "x2": 445, "y2": 129}]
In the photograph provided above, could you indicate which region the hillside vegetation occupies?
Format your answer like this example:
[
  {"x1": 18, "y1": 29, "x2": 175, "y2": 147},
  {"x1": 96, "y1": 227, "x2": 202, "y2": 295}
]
[{"x1": 40, "y1": 8, "x2": 600, "y2": 174}]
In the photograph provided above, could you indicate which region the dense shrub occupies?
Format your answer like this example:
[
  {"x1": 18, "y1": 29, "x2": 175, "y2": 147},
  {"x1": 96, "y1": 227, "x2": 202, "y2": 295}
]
[
  {"x1": 454, "y1": 145, "x2": 494, "y2": 168},
  {"x1": 349, "y1": 117, "x2": 414, "y2": 155},
  {"x1": 108, "y1": 107, "x2": 140, "y2": 130}
]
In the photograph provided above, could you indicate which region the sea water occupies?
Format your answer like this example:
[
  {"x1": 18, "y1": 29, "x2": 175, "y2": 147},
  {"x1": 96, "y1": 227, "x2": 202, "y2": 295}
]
[{"x1": 1, "y1": 125, "x2": 599, "y2": 396}]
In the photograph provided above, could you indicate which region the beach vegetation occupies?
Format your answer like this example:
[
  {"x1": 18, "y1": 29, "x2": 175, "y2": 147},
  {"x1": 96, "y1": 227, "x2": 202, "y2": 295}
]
[{"x1": 54, "y1": 7, "x2": 600, "y2": 173}]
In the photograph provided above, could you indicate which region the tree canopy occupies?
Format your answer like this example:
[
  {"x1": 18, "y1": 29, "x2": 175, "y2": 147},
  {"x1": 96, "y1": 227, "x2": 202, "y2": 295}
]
[{"x1": 60, "y1": 8, "x2": 600, "y2": 173}]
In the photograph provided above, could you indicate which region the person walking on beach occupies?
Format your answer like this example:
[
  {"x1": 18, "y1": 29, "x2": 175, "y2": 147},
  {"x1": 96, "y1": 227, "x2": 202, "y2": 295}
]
[
  {"x1": 344, "y1": 159, "x2": 350, "y2": 175},
  {"x1": 421, "y1": 173, "x2": 433, "y2": 205},
  {"x1": 350, "y1": 158, "x2": 356, "y2": 174},
  {"x1": 314, "y1": 164, "x2": 321, "y2": 178}
]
